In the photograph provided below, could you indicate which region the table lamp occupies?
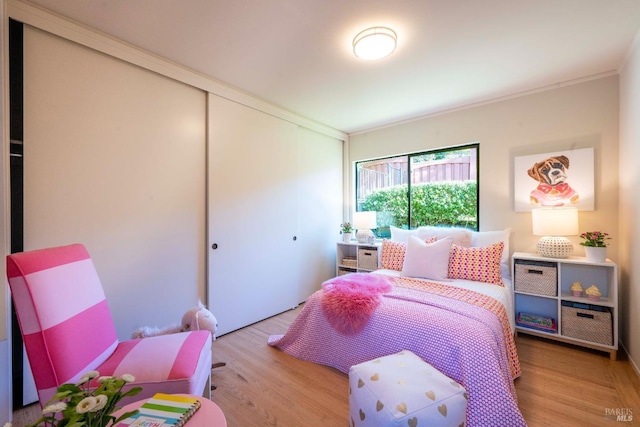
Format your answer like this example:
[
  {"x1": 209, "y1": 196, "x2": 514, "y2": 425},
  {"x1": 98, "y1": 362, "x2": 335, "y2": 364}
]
[
  {"x1": 354, "y1": 211, "x2": 377, "y2": 243},
  {"x1": 532, "y1": 207, "x2": 579, "y2": 258}
]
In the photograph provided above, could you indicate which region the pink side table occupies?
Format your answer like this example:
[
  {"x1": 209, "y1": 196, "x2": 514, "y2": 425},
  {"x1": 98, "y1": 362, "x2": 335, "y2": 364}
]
[{"x1": 114, "y1": 393, "x2": 227, "y2": 427}]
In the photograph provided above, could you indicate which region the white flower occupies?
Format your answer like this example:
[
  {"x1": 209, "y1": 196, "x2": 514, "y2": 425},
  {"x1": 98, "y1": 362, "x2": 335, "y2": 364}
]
[
  {"x1": 85, "y1": 370, "x2": 100, "y2": 379},
  {"x1": 94, "y1": 394, "x2": 108, "y2": 411},
  {"x1": 76, "y1": 396, "x2": 98, "y2": 414},
  {"x1": 42, "y1": 402, "x2": 67, "y2": 413},
  {"x1": 121, "y1": 373, "x2": 135, "y2": 383},
  {"x1": 98, "y1": 375, "x2": 114, "y2": 383},
  {"x1": 77, "y1": 370, "x2": 100, "y2": 385}
]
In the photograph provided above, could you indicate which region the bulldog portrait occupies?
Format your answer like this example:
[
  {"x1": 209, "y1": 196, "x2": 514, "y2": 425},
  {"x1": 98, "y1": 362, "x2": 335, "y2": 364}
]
[{"x1": 527, "y1": 155, "x2": 579, "y2": 206}]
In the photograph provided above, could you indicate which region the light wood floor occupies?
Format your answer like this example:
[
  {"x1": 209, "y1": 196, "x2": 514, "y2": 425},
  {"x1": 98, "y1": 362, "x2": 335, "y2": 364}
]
[{"x1": 12, "y1": 305, "x2": 640, "y2": 426}]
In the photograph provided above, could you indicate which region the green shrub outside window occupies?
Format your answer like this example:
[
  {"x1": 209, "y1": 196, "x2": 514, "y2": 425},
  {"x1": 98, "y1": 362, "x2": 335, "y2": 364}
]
[{"x1": 356, "y1": 144, "x2": 479, "y2": 238}]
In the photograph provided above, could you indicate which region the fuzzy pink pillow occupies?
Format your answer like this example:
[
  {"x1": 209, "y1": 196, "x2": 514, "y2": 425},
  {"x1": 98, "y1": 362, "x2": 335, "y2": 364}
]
[
  {"x1": 321, "y1": 273, "x2": 393, "y2": 335},
  {"x1": 448, "y1": 242, "x2": 505, "y2": 286}
]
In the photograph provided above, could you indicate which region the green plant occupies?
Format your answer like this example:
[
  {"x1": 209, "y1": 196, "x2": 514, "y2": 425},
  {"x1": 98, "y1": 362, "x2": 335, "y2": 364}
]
[
  {"x1": 340, "y1": 222, "x2": 353, "y2": 233},
  {"x1": 20, "y1": 371, "x2": 142, "y2": 427},
  {"x1": 579, "y1": 231, "x2": 611, "y2": 247},
  {"x1": 360, "y1": 181, "x2": 477, "y2": 229}
]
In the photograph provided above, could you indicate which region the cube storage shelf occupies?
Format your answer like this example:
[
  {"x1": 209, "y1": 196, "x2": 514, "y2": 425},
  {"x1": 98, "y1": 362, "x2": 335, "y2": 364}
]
[
  {"x1": 336, "y1": 241, "x2": 381, "y2": 276},
  {"x1": 512, "y1": 252, "x2": 618, "y2": 360}
]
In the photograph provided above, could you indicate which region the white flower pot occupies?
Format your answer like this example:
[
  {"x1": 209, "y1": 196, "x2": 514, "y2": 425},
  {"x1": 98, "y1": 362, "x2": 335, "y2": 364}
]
[
  {"x1": 342, "y1": 232, "x2": 353, "y2": 242},
  {"x1": 584, "y1": 246, "x2": 607, "y2": 263}
]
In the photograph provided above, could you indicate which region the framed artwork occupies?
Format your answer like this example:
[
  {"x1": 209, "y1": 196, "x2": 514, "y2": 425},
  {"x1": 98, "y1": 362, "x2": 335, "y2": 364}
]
[{"x1": 514, "y1": 147, "x2": 594, "y2": 212}]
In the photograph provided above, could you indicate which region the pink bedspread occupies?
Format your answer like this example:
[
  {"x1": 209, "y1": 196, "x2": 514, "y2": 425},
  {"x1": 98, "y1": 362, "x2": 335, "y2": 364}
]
[{"x1": 268, "y1": 276, "x2": 527, "y2": 426}]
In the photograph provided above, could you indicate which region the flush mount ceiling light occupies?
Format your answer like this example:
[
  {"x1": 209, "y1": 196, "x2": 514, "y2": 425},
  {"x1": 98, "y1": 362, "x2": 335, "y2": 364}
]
[{"x1": 352, "y1": 26, "x2": 397, "y2": 60}]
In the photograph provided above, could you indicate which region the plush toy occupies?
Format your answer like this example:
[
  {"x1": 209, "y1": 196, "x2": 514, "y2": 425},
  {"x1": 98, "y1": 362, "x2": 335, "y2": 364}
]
[
  {"x1": 181, "y1": 301, "x2": 218, "y2": 340},
  {"x1": 132, "y1": 301, "x2": 218, "y2": 340}
]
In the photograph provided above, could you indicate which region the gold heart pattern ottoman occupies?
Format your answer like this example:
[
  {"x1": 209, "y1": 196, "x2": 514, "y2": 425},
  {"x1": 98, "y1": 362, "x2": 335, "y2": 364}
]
[{"x1": 349, "y1": 350, "x2": 468, "y2": 427}]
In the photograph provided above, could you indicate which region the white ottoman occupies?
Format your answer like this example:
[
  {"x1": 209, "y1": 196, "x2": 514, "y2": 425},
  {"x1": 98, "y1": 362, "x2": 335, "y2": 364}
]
[{"x1": 349, "y1": 350, "x2": 467, "y2": 427}]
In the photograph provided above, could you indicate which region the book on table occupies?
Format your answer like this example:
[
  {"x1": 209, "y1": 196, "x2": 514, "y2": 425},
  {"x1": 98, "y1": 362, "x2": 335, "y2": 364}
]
[{"x1": 120, "y1": 393, "x2": 201, "y2": 427}]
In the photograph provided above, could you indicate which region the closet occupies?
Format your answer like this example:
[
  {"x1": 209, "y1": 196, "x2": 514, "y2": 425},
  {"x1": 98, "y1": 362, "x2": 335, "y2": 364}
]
[
  {"x1": 207, "y1": 95, "x2": 342, "y2": 335},
  {"x1": 6, "y1": 6, "x2": 343, "y2": 410}
]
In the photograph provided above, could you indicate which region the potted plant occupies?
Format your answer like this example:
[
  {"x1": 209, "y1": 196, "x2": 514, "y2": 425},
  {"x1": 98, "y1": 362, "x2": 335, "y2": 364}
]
[
  {"x1": 340, "y1": 222, "x2": 353, "y2": 242},
  {"x1": 579, "y1": 231, "x2": 611, "y2": 263},
  {"x1": 9, "y1": 371, "x2": 142, "y2": 427}
]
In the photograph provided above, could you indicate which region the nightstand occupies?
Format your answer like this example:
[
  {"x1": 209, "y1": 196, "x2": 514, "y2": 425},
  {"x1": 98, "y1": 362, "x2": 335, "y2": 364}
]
[
  {"x1": 336, "y1": 241, "x2": 381, "y2": 276},
  {"x1": 512, "y1": 252, "x2": 618, "y2": 360}
]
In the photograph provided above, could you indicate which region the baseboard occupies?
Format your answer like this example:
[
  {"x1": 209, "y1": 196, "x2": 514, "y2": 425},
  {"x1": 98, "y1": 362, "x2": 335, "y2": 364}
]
[{"x1": 620, "y1": 340, "x2": 640, "y2": 379}]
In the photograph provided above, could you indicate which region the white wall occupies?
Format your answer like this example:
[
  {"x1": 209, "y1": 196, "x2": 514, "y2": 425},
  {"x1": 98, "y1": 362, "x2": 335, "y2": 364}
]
[
  {"x1": 619, "y1": 31, "x2": 640, "y2": 373},
  {"x1": 349, "y1": 77, "x2": 620, "y2": 262},
  {"x1": 349, "y1": 76, "x2": 624, "y2": 348}
]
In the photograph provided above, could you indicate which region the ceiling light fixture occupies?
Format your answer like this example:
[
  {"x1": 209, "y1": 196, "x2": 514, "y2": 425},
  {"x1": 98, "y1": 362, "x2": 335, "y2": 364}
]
[{"x1": 352, "y1": 26, "x2": 397, "y2": 60}]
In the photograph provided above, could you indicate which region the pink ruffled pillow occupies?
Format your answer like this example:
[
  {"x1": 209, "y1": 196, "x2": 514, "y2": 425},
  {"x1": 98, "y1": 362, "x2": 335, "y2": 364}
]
[{"x1": 448, "y1": 242, "x2": 505, "y2": 286}]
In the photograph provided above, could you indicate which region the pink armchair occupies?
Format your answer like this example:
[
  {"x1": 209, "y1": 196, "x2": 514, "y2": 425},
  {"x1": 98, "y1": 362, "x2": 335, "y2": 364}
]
[{"x1": 7, "y1": 243, "x2": 212, "y2": 408}]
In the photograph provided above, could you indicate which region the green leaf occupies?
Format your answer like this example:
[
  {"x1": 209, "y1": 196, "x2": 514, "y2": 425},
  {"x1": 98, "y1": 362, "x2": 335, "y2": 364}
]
[{"x1": 113, "y1": 409, "x2": 140, "y2": 424}]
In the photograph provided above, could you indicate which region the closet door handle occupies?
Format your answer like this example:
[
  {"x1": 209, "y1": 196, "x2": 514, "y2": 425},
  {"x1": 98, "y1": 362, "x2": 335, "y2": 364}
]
[{"x1": 211, "y1": 243, "x2": 218, "y2": 250}]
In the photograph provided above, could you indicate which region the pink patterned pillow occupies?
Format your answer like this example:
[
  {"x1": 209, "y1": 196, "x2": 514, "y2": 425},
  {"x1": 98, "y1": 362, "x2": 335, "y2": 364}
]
[
  {"x1": 381, "y1": 238, "x2": 437, "y2": 271},
  {"x1": 380, "y1": 239, "x2": 406, "y2": 271},
  {"x1": 447, "y1": 242, "x2": 505, "y2": 286}
]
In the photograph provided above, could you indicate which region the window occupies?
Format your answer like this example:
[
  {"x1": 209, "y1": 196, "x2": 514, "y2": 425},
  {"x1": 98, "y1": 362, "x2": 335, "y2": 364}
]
[{"x1": 356, "y1": 144, "x2": 478, "y2": 238}]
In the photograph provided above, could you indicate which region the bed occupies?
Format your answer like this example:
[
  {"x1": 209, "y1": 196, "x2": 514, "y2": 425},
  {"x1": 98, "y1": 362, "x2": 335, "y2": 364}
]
[{"x1": 268, "y1": 227, "x2": 527, "y2": 426}]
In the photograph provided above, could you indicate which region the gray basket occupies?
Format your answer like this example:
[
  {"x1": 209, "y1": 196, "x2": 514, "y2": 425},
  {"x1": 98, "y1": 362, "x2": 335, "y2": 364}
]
[
  {"x1": 561, "y1": 303, "x2": 612, "y2": 346},
  {"x1": 358, "y1": 248, "x2": 378, "y2": 270},
  {"x1": 515, "y1": 260, "x2": 557, "y2": 296}
]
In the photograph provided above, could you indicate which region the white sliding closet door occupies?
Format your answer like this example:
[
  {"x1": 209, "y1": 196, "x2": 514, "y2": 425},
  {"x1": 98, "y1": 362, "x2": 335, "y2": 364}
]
[
  {"x1": 23, "y1": 26, "x2": 207, "y2": 338},
  {"x1": 208, "y1": 94, "x2": 300, "y2": 335},
  {"x1": 295, "y1": 127, "x2": 343, "y2": 302}
]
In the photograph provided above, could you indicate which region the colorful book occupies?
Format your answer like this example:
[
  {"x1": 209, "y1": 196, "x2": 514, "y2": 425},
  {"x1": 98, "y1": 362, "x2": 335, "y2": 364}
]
[
  {"x1": 121, "y1": 393, "x2": 201, "y2": 427},
  {"x1": 516, "y1": 312, "x2": 557, "y2": 333}
]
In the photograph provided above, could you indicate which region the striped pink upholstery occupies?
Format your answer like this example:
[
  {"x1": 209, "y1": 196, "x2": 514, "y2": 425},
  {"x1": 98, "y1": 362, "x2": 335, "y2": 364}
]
[{"x1": 7, "y1": 244, "x2": 212, "y2": 407}]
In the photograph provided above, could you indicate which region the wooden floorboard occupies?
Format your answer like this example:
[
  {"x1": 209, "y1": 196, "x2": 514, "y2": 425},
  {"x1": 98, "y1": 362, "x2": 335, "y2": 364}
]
[{"x1": 12, "y1": 305, "x2": 640, "y2": 426}]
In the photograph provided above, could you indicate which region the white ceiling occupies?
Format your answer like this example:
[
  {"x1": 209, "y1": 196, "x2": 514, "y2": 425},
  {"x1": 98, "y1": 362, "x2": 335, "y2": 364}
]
[{"x1": 25, "y1": 0, "x2": 640, "y2": 134}]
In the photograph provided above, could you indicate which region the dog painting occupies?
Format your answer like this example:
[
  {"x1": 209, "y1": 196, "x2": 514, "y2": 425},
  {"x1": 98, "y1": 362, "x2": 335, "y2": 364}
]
[
  {"x1": 527, "y1": 155, "x2": 579, "y2": 206},
  {"x1": 514, "y1": 148, "x2": 594, "y2": 212}
]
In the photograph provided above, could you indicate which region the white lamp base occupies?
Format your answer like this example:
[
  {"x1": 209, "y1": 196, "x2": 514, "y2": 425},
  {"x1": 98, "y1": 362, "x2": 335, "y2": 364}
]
[
  {"x1": 356, "y1": 229, "x2": 375, "y2": 244},
  {"x1": 536, "y1": 236, "x2": 574, "y2": 258}
]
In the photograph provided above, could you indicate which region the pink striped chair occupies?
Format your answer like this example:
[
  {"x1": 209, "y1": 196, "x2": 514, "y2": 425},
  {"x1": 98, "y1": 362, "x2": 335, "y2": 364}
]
[{"x1": 7, "y1": 243, "x2": 212, "y2": 408}]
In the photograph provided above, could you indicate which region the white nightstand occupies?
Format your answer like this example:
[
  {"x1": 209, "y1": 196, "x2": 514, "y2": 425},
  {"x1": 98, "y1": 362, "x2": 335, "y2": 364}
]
[{"x1": 336, "y1": 241, "x2": 381, "y2": 276}]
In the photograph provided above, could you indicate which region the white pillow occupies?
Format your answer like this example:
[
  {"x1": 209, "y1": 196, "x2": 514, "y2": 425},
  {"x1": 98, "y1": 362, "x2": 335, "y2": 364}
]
[
  {"x1": 417, "y1": 226, "x2": 472, "y2": 247},
  {"x1": 390, "y1": 225, "x2": 419, "y2": 244},
  {"x1": 471, "y1": 228, "x2": 511, "y2": 277},
  {"x1": 401, "y1": 235, "x2": 453, "y2": 280}
]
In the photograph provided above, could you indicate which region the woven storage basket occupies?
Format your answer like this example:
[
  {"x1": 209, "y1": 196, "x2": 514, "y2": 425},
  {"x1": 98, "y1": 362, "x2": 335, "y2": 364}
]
[
  {"x1": 561, "y1": 301, "x2": 612, "y2": 346},
  {"x1": 358, "y1": 247, "x2": 378, "y2": 270},
  {"x1": 342, "y1": 257, "x2": 357, "y2": 267},
  {"x1": 338, "y1": 268, "x2": 356, "y2": 276},
  {"x1": 514, "y1": 259, "x2": 557, "y2": 296}
]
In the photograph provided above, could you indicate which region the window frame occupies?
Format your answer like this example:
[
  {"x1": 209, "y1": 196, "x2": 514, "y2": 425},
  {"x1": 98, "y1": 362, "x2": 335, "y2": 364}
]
[{"x1": 355, "y1": 143, "x2": 480, "y2": 232}]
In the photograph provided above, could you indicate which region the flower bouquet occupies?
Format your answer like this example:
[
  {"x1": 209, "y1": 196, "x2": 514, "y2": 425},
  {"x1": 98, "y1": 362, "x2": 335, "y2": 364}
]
[
  {"x1": 340, "y1": 222, "x2": 353, "y2": 234},
  {"x1": 579, "y1": 231, "x2": 611, "y2": 247},
  {"x1": 13, "y1": 371, "x2": 142, "y2": 427}
]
